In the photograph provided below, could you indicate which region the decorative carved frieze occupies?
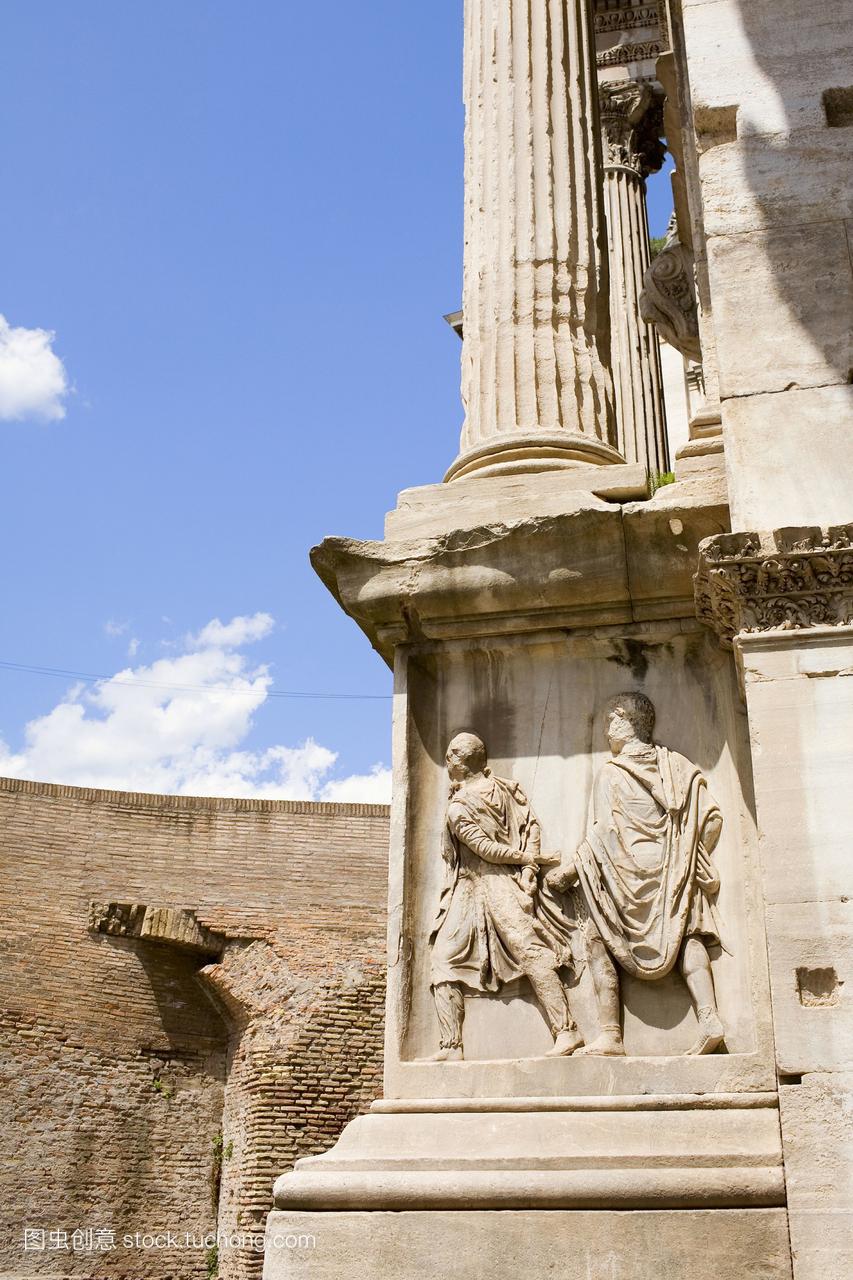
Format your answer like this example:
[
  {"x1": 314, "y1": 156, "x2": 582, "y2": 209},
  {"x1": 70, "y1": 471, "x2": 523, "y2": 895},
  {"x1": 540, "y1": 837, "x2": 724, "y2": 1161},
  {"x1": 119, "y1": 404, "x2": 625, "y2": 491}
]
[
  {"x1": 597, "y1": 39, "x2": 662, "y2": 69},
  {"x1": 594, "y1": 3, "x2": 660, "y2": 35},
  {"x1": 599, "y1": 82, "x2": 665, "y2": 177},
  {"x1": 695, "y1": 527, "x2": 853, "y2": 647},
  {"x1": 640, "y1": 218, "x2": 702, "y2": 362}
]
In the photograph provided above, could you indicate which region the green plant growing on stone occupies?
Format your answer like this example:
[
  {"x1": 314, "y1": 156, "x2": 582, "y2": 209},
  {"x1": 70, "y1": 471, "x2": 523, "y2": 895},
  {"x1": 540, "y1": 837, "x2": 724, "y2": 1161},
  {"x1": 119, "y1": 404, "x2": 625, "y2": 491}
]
[
  {"x1": 649, "y1": 235, "x2": 667, "y2": 260},
  {"x1": 151, "y1": 1076, "x2": 173, "y2": 1099},
  {"x1": 649, "y1": 470, "x2": 676, "y2": 495},
  {"x1": 206, "y1": 1244, "x2": 219, "y2": 1280},
  {"x1": 211, "y1": 1132, "x2": 231, "y2": 1210}
]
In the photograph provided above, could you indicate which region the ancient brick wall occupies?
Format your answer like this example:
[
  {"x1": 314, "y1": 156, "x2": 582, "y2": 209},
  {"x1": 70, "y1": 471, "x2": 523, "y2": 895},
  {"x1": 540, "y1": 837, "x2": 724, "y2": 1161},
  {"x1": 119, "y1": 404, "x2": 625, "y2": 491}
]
[{"x1": 0, "y1": 777, "x2": 389, "y2": 1280}]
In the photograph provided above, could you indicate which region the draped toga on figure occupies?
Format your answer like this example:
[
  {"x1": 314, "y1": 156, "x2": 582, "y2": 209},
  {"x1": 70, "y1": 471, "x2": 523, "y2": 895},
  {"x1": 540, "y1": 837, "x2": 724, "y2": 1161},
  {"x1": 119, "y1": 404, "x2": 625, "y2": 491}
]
[{"x1": 575, "y1": 742, "x2": 723, "y2": 981}]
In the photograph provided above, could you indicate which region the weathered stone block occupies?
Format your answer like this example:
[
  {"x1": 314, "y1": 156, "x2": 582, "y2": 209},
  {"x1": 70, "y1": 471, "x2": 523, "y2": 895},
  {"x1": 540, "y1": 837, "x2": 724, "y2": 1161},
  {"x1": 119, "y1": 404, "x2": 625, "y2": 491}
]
[
  {"x1": 722, "y1": 385, "x2": 853, "y2": 531},
  {"x1": 708, "y1": 222, "x2": 853, "y2": 399},
  {"x1": 385, "y1": 466, "x2": 647, "y2": 541},
  {"x1": 682, "y1": 0, "x2": 853, "y2": 135},
  {"x1": 786, "y1": 1212, "x2": 853, "y2": 1280},
  {"x1": 765, "y1": 903, "x2": 853, "y2": 1075},
  {"x1": 622, "y1": 492, "x2": 729, "y2": 620},
  {"x1": 780, "y1": 1073, "x2": 853, "y2": 1280},
  {"x1": 739, "y1": 632, "x2": 853, "y2": 906},
  {"x1": 699, "y1": 133, "x2": 853, "y2": 239},
  {"x1": 89, "y1": 900, "x2": 226, "y2": 956},
  {"x1": 271, "y1": 1103, "x2": 785, "y2": 1213},
  {"x1": 264, "y1": 1208, "x2": 793, "y2": 1280}
]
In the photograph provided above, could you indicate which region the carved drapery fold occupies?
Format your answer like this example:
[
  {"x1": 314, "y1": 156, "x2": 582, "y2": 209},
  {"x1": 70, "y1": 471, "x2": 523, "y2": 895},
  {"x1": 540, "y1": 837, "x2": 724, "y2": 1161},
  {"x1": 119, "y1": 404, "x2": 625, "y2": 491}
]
[{"x1": 695, "y1": 527, "x2": 853, "y2": 648}]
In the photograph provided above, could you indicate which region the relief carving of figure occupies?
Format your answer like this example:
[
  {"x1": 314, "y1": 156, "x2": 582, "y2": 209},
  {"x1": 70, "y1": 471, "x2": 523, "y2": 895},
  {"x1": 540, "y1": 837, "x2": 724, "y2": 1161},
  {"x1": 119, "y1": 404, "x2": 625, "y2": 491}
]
[
  {"x1": 428, "y1": 733, "x2": 583, "y2": 1061},
  {"x1": 548, "y1": 693, "x2": 726, "y2": 1057}
]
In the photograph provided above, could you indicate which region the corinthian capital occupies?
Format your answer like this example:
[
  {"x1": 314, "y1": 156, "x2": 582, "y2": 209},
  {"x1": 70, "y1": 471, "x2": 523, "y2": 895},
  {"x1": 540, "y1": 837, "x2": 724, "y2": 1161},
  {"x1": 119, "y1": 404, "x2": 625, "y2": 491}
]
[{"x1": 598, "y1": 82, "x2": 665, "y2": 178}]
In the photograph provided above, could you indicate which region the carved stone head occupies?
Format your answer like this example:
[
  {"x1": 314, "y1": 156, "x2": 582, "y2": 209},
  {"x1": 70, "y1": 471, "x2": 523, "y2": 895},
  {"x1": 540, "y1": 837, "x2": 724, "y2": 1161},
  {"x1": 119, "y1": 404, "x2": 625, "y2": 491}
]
[
  {"x1": 445, "y1": 732, "x2": 488, "y2": 782},
  {"x1": 605, "y1": 692, "x2": 656, "y2": 754}
]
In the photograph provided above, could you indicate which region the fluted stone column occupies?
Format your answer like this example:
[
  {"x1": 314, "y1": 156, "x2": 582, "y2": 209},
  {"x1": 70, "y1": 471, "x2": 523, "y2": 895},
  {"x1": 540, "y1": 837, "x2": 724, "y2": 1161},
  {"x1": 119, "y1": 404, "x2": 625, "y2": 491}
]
[
  {"x1": 446, "y1": 0, "x2": 620, "y2": 483},
  {"x1": 599, "y1": 82, "x2": 669, "y2": 475}
]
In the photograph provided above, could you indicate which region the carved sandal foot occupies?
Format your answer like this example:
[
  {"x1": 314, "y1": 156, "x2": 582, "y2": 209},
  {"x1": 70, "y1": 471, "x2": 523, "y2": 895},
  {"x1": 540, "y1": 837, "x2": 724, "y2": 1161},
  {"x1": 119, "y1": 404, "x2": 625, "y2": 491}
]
[
  {"x1": 574, "y1": 1031, "x2": 625, "y2": 1057},
  {"x1": 427, "y1": 1045, "x2": 463, "y2": 1062},
  {"x1": 546, "y1": 1028, "x2": 584, "y2": 1057},
  {"x1": 685, "y1": 1009, "x2": 725, "y2": 1056}
]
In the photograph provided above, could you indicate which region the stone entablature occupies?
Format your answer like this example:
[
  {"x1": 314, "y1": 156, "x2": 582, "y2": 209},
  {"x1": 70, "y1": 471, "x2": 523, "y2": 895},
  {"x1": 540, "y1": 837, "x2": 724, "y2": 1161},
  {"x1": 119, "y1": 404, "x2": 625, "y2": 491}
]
[
  {"x1": 593, "y1": 0, "x2": 667, "y2": 73},
  {"x1": 695, "y1": 526, "x2": 853, "y2": 648}
]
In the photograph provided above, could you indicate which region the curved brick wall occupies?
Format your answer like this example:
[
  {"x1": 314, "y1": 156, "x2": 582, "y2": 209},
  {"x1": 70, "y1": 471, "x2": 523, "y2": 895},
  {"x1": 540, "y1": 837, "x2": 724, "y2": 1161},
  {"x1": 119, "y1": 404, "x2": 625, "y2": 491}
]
[{"x1": 0, "y1": 777, "x2": 389, "y2": 1280}]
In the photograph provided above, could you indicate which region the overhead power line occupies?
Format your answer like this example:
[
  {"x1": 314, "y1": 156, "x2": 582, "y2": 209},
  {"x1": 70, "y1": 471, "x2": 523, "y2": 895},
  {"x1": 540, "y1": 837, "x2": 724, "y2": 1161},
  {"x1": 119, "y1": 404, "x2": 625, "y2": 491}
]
[{"x1": 0, "y1": 659, "x2": 391, "y2": 702}]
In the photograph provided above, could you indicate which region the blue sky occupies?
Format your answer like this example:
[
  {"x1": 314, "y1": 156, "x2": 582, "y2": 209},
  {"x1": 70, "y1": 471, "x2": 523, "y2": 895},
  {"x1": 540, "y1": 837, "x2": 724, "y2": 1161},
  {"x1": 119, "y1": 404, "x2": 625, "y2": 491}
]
[{"x1": 0, "y1": 2, "x2": 674, "y2": 800}]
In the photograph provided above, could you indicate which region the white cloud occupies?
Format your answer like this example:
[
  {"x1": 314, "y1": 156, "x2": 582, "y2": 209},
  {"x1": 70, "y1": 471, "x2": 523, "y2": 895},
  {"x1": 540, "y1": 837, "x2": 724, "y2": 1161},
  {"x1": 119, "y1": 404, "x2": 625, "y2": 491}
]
[
  {"x1": 127, "y1": 637, "x2": 140, "y2": 658},
  {"x1": 0, "y1": 612, "x2": 390, "y2": 804},
  {"x1": 321, "y1": 764, "x2": 392, "y2": 804},
  {"x1": 194, "y1": 613, "x2": 275, "y2": 648},
  {"x1": 0, "y1": 314, "x2": 69, "y2": 422},
  {"x1": 104, "y1": 619, "x2": 129, "y2": 638}
]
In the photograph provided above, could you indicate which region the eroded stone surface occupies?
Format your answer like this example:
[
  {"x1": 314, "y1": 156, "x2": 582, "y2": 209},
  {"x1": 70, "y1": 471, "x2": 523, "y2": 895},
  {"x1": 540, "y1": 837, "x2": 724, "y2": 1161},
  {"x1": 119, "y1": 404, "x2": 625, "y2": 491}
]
[
  {"x1": 89, "y1": 901, "x2": 226, "y2": 956},
  {"x1": 264, "y1": 1208, "x2": 793, "y2": 1280},
  {"x1": 765, "y1": 903, "x2": 852, "y2": 1076},
  {"x1": 722, "y1": 386, "x2": 853, "y2": 532},
  {"x1": 709, "y1": 223, "x2": 853, "y2": 401},
  {"x1": 781, "y1": 1073, "x2": 853, "y2": 1280}
]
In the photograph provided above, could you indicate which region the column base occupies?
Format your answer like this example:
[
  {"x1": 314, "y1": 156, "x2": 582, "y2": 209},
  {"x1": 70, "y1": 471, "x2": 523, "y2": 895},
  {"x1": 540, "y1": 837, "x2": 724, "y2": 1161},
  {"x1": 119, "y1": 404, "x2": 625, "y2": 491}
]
[{"x1": 444, "y1": 431, "x2": 625, "y2": 482}]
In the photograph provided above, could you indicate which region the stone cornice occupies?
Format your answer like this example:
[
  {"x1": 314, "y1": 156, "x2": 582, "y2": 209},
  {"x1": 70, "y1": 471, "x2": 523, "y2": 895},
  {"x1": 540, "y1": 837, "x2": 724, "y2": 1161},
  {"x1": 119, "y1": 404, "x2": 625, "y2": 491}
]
[
  {"x1": 312, "y1": 491, "x2": 729, "y2": 665},
  {"x1": 695, "y1": 526, "x2": 853, "y2": 648}
]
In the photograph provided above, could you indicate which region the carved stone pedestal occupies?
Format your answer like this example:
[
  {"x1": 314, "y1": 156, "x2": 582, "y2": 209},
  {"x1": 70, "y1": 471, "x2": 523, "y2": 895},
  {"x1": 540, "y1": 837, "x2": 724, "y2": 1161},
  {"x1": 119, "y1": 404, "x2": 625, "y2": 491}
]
[
  {"x1": 264, "y1": 482, "x2": 792, "y2": 1280},
  {"x1": 266, "y1": 1098, "x2": 790, "y2": 1278}
]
